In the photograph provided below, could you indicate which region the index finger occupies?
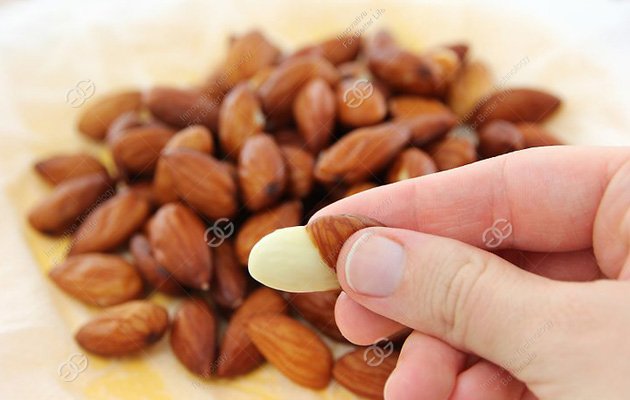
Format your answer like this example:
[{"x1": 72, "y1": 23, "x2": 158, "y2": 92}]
[{"x1": 312, "y1": 146, "x2": 628, "y2": 252}]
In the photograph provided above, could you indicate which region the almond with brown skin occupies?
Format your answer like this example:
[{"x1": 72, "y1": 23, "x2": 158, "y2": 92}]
[
  {"x1": 78, "y1": 91, "x2": 142, "y2": 140},
  {"x1": 216, "y1": 288, "x2": 287, "y2": 377},
  {"x1": 70, "y1": 191, "x2": 151, "y2": 254},
  {"x1": 333, "y1": 348, "x2": 399, "y2": 400},
  {"x1": 429, "y1": 134, "x2": 478, "y2": 170},
  {"x1": 280, "y1": 145, "x2": 315, "y2": 199},
  {"x1": 478, "y1": 120, "x2": 525, "y2": 157},
  {"x1": 293, "y1": 78, "x2": 336, "y2": 152},
  {"x1": 130, "y1": 234, "x2": 184, "y2": 296},
  {"x1": 144, "y1": 87, "x2": 219, "y2": 130},
  {"x1": 292, "y1": 35, "x2": 360, "y2": 66},
  {"x1": 388, "y1": 96, "x2": 452, "y2": 118},
  {"x1": 288, "y1": 290, "x2": 345, "y2": 341},
  {"x1": 28, "y1": 173, "x2": 113, "y2": 235},
  {"x1": 219, "y1": 83, "x2": 265, "y2": 157},
  {"x1": 34, "y1": 153, "x2": 108, "y2": 186},
  {"x1": 235, "y1": 201, "x2": 302, "y2": 265},
  {"x1": 75, "y1": 300, "x2": 169, "y2": 357},
  {"x1": 110, "y1": 125, "x2": 174, "y2": 176},
  {"x1": 147, "y1": 203, "x2": 212, "y2": 290},
  {"x1": 211, "y1": 241, "x2": 247, "y2": 310},
  {"x1": 448, "y1": 60, "x2": 495, "y2": 118},
  {"x1": 247, "y1": 314, "x2": 333, "y2": 389},
  {"x1": 221, "y1": 30, "x2": 280, "y2": 89},
  {"x1": 106, "y1": 110, "x2": 145, "y2": 144},
  {"x1": 238, "y1": 134, "x2": 286, "y2": 211},
  {"x1": 49, "y1": 253, "x2": 143, "y2": 306},
  {"x1": 258, "y1": 55, "x2": 340, "y2": 120},
  {"x1": 275, "y1": 129, "x2": 306, "y2": 148},
  {"x1": 161, "y1": 149, "x2": 237, "y2": 219},
  {"x1": 386, "y1": 148, "x2": 437, "y2": 183},
  {"x1": 314, "y1": 122, "x2": 410, "y2": 184},
  {"x1": 470, "y1": 88, "x2": 561, "y2": 127},
  {"x1": 394, "y1": 113, "x2": 457, "y2": 146},
  {"x1": 427, "y1": 47, "x2": 462, "y2": 87},
  {"x1": 337, "y1": 78, "x2": 387, "y2": 127},
  {"x1": 170, "y1": 299, "x2": 217, "y2": 378},
  {"x1": 516, "y1": 123, "x2": 563, "y2": 147}
]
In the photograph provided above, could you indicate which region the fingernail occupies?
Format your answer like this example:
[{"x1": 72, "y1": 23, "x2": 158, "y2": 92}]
[{"x1": 344, "y1": 233, "x2": 405, "y2": 297}]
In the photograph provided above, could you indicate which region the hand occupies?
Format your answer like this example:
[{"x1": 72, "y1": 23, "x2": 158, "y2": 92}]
[{"x1": 314, "y1": 146, "x2": 630, "y2": 400}]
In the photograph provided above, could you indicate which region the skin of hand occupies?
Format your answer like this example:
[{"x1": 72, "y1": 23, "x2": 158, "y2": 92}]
[{"x1": 312, "y1": 146, "x2": 630, "y2": 400}]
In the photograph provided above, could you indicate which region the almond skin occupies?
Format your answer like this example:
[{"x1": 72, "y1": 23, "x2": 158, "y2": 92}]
[
  {"x1": 75, "y1": 300, "x2": 169, "y2": 357},
  {"x1": 147, "y1": 203, "x2": 212, "y2": 290},
  {"x1": 280, "y1": 145, "x2": 315, "y2": 199},
  {"x1": 314, "y1": 122, "x2": 411, "y2": 184},
  {"x1": 78, "y1": 91, "x2": 142, "y2": 140},
  {"x1": 211, "y1": 241, "x2": 247, "y2": 310},
  {"x1": 28, "y1": 173, "x2": 113, "y2": 235},
  {"x1": 386, "y1": 148, "x2": 437, "y2": 183},
  {"x1": 235, "y1": 201, "x2": 302, "y2": 265},
  {"x1": 70, "y1": 191, "x2": 151, "y2": 255},
  {"x1": 49, "y1": 253, "x2": 143, "y2": 306},
  {"x1": 216, "y1": 288, "x2": 287, "y2": 377},
  {"x1": 388, "y1": 96, "x2": 452, "y2": 118},
  {"x1": 162, "y1": 149, "x2": 237, "y2": 219},
  {"x1": 337, "y1": 78, "x2": 387, "y2": 127},
  {"x1": 333, "y1": 348, "x2": 399, "y2": 400},
  {"x1": 478, "y1": 120, "x2": 525, "y2": 157},
  {"x1": 429, "y1": 135, "x2": 478, "y2": 170},
  {"x1": 516, "y1": 123, "x2": 563, "y2": 147},
  {"x1": 288, "y1": 290, "x2": 345, "y2": 342},
  {"x1": 219, "y1": 83, "x2": 265, "y2": 157},
  {"x1": 470, "y1": 88, "x2": 561, "y2": 127},
  {"x1": 238, "y1": 134, "x2": 286, "y2": 211},
  {"x1": 130, "y1": 234, "x2": 184, "y2": 296},
  {"x1": 306, "y1": 214, "x2": 382, "y2": 270},
  {"x1": 394, "y1": 113, "x2": 457, "y2": 146},
  {"x1": 110, "y1": 125, "x2": 174, "y2": 177},
  {"x1": 170, "y1": 299, "x2": 217, "y2": 378},
  {"x1": 246, "y1": 314, "x2": 333, "y2": 389},
  {"x1": 258, "y1": 55, "x2": 340, "y2": 120},
  {"x1": 34, "y1": 153, "x2": 108, "y2": 186},
  {"x1": 144, "y1": 87, "x2": 219, "y2": 130},
  {"x1": 293, "y1": 78, "x2": 336, "y2": 152}
]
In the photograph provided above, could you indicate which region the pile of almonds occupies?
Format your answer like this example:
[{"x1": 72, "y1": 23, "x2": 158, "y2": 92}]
[{"x1": 27, "y1": 29, "x2": 561, "y2": 398}]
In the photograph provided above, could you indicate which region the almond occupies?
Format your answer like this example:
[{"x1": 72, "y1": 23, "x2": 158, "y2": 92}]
[
  {"x1": 235, "y1": 201, "x2": 302, "y2": 265},
  {"x1": 28, "y1": 173, "x2": 113, "y2": 235},
  {"x1": 216, "y1": 288, "x2": 287, "y2": 377},
  {"x1": 386, "y1": 148, "x2": 437, "y2": 183},
  {"x1": 478, "y1": 120, "x2": 525, "y2": 157},
  {"x1": 219, "y1": 83, "x2": 265, "y2": 157},
  {"x1": 144, "y1": 87, "x2": 219, "y2": 130},
  {"x1": 293, "y1": 78, "x2": 336, "y2": 152},
  {"x1": 515, "y1": 123, "x2": 563, "y2": 147},
  {"x1": 170, "y1": 299, "x2": 217, "y2": 378},
  {"x1": 292, "y1": 35, "x2": 360, "y2": 66},
  {"x1": 394, "y1": 113, "x2": 457, "y2": 146},
  {"x1": 34, "y1": 153, "x2": 108, "y2": 186},
  {"x1": 426, "y1": 46, "x2": 462, "y2": 88},
  {"x1": 161, "y1": 149, "x2": 237, "y2": 219},
  {"x1": 288, "y1": 290, "x2": 345, "y2": 341},
  {"x1": 211, "y1": 241, "x2": 247, "y2": 310},
  {"x1": 221, "y1": 30, "x2": 280, "y2": 89},
  {"x1": 110, "y1": 125, "x2": 174, "y2": 177},
  {"x1": 448, "y1": 60, "x2": 495, "y2": 118},
  {"x1": 275, "y1": 129, "x2": 306, "y2": 148},
  {"x1": 70, "y1": 191, "x2": 151, "y2": 255},
  {"x1": 336, "y1": 77, "x2": 387, "y2": 128},
  {"x1": 75, "y1": 300, "x2": 169, "y2": 357},
  {"x1": 130, "y1": 234, "x2": 184, "y2": 296},
  {"x1": 280, "y1": 145, "x2": 315, "y2": 199},
  {"x1": 78, "y1": 91, "x2": 142, "y2": 140},
  {"x1": 258, "y1": 55, "x2": 340, "y2": 120},
  {"x1": 333, "y1": 347, "x2": 399, "y2": 400},
  {"x1": 246, "y1": 314, "x2": 333, "y2": 389},
  {"x1": 388, "y1": 96, "x2": 452, "y2": 119},
  {"x1": 470, "y1": 88, "x2": 561, "y2": 127},
  {"x1": 106, "y1": 110, "x2": 145, "y2": 144},
  {"x1": 248, "y1": 214, "x2": 381, "y2": 292},
  {"x1": 314, "y1": 122, "x2": 410, "y2": 184},
  {"x1": 147, "y1": 203, "x2": 212, "y2": 290},
  {"x1": 237, "y1": 134, "x2": 286, "y2": 211},
  {"x1": 49, "y1": 253, "x2": 143, "y2": 306},
  {"x1": 429, "y1": 134, "x2": 478, "y2": 170}
]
